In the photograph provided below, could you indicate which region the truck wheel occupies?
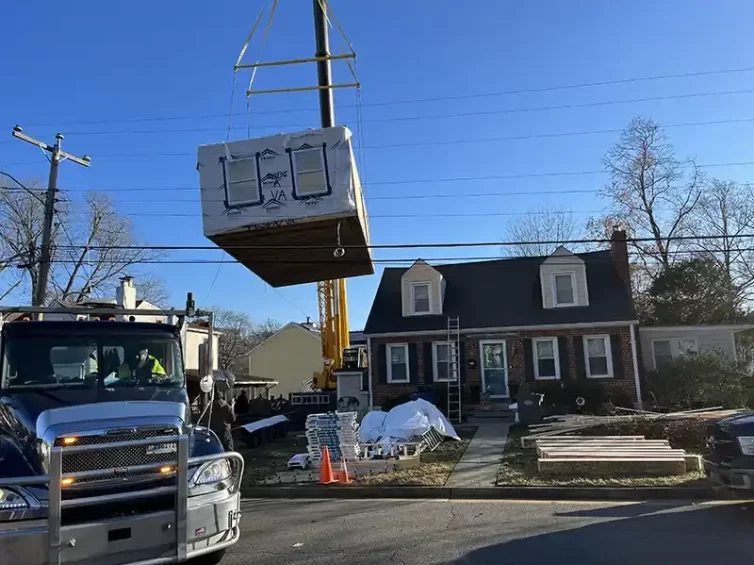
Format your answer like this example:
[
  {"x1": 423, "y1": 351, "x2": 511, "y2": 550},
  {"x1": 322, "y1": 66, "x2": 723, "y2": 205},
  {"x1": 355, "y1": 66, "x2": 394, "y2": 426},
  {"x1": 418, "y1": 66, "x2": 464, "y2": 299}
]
[{"x1": 190, "y1": 549, "x2": 226, "y2": 565}]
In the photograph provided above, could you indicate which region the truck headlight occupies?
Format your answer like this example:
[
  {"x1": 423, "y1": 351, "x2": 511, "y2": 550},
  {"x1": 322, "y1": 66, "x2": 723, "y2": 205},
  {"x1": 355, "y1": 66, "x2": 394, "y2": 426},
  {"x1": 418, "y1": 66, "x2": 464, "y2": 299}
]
[
  {"x1": 737, "y1": 436, "x2": 754, "y2": 455},
  {"x1": 0, "y1": 488, "x2": 29, "y2": 510},
  {"x1": 192, "y1": 459, "x2": 232, "y2": 485}
]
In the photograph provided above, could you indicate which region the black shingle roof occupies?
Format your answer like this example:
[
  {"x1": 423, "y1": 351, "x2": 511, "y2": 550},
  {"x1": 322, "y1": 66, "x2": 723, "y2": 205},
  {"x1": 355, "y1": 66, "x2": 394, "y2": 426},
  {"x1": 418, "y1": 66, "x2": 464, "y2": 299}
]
[{"x1": 364, "y1": 250, "x2": 635, "y2": 335}]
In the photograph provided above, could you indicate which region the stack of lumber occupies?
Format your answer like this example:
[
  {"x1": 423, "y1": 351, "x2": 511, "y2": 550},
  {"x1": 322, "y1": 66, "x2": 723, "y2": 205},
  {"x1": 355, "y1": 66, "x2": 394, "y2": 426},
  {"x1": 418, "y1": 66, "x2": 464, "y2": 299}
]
[
  {"x1": 532, "y1": 436, "x2": 702, "y2": 476},
  {"x1": 305, "y1": 412, "x2": 361, "y2": 464}
]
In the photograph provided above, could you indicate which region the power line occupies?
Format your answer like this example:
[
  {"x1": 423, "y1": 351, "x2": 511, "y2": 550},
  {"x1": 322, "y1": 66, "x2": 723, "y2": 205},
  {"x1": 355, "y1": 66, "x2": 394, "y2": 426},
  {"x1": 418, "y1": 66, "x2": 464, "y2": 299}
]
[
  {"x1": 11, "y1": 65, "x2": 754, "y2": 129},
  {"x1": 46, "y1": 232, "x2": 754, "y2": 253}
]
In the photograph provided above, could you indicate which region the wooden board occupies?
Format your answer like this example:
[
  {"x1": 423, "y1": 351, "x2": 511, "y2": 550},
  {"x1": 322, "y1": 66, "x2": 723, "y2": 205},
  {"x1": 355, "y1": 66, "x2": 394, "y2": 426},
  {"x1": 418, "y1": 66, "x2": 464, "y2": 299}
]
[
  {"x1": 208, "y1": 214, "x2": 373, "y2": 287},
  {"x1": 537, "y1": 457, "x2": 687, "y2": 476}
]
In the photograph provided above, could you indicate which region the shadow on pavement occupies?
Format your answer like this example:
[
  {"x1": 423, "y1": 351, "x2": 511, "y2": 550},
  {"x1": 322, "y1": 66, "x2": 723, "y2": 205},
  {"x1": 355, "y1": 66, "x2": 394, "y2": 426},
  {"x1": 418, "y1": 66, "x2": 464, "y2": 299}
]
[
  {"x1": 552, "y1": 500, "x2": 695, "y2": 519},
  {"x1": 452, "y1": 501, "x2": 754, "y2": 565}
]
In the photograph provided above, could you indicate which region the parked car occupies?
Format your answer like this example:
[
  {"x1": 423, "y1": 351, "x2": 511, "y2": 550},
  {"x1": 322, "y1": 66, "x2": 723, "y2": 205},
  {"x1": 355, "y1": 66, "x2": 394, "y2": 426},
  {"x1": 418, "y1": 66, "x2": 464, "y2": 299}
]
[{"x1": 703, "y1": 412, "x2": 754, "y2": 490}]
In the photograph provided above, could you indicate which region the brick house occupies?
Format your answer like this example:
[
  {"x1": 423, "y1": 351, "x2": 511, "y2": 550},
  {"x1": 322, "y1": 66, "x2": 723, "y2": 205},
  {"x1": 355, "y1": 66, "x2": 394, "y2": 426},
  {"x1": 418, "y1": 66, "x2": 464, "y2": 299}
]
[{"x1": 363, "y1": 231, "x2": 642, "y2": 411}]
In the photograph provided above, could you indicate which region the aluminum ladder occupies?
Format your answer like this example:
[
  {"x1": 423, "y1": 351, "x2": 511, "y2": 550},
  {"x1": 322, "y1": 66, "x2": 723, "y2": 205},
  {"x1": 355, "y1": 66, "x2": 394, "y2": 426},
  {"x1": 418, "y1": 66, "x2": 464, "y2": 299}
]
[{"x1": 446, "y1": 316, "x2": 462, "y2": 424}]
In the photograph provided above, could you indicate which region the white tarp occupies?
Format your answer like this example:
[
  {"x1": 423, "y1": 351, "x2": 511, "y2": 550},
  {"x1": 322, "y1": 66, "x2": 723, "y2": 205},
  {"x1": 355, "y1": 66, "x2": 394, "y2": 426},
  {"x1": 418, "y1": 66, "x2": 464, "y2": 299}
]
[{"x1": 358, "y1": 399, "x2": 460, "y2": 444}]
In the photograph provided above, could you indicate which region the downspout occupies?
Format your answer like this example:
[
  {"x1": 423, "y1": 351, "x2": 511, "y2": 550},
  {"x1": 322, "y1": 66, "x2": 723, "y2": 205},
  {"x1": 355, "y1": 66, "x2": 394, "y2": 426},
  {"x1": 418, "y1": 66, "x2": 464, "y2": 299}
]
[
  {"x1": 367, "y1": 336, "x2": 373, "y2": 409},
  {"x1": 629, "y1": 324, "x2": 643, "y2": 408}
]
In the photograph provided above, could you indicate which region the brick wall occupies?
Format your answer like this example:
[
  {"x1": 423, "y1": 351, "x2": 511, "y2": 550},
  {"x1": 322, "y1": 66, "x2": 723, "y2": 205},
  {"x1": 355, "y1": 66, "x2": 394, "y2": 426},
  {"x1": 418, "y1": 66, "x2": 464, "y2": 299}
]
[{"x1": 369, "y1": 324, "x2": 639, "y2": 407}]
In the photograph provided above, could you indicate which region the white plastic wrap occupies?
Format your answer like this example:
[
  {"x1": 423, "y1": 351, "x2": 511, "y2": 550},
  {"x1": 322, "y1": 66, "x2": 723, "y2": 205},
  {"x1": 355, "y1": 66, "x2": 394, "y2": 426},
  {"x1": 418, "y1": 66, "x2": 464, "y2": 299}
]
[
  {"x1": 197, "y1": 126, "x2": 360, "y2": 237},
  {"x1": 358, "y1": 399, "x2": 460, "y2": 445}
]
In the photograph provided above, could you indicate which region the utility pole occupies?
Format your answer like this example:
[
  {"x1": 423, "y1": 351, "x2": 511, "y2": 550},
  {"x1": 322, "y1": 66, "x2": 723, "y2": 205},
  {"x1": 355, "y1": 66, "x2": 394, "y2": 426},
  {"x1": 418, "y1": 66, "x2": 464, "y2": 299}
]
[{"x1": 12, "y1": 126, "x2": 91, "y2": 308}]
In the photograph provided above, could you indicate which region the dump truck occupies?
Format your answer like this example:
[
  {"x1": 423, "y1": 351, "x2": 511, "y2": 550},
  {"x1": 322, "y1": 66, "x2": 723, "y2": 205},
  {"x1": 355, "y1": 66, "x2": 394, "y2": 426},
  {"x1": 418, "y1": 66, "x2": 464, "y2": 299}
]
[{"x1": 0, "y1": 296, "x2": 243, "y2": 565}]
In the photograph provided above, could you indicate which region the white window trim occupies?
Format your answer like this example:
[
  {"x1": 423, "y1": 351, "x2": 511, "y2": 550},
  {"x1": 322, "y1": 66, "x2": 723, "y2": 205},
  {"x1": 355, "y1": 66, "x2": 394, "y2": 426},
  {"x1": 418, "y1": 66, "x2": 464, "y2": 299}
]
[
  {"x1": 291, "y1": 146, "x2": 329, "y2": 198},
  {"x1": 433, "y1": 341, "x2": 452, "y2": 382},
  {"x1": 386, "y1": 343, "x2": 410, "y2": 383},
  {"x1": 583, "y1": 334, "x2": 613, "y2": 379},
  {"x1": 533, "y1": 337, "x2": 560, "y2": 380},
  {"x1": 223, "y1": 156, "x2": 261, "y2": 207},
  {"x1": 652, "y1": 339, "x2": 673, "y2": 370},
  {"x1": 410, "y1": 281, "x2": 432, "y2": 315},
  {"x1": 552, "y1": 271, "x2": 577, "y2": 307}
]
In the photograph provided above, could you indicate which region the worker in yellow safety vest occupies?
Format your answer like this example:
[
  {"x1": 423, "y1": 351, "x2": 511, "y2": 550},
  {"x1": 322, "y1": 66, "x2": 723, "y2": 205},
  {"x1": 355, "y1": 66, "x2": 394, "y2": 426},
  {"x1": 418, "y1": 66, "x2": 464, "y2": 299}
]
[{"x1": 116, "y1": 346, "x2": 168, "y2": 384}]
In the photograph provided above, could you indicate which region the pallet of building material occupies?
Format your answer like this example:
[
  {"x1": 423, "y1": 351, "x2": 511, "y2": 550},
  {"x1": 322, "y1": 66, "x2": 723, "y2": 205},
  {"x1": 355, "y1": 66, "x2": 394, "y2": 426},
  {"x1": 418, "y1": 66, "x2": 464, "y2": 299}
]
[
  {"x1": 305, "y1": 411, "x2": 361, "y2": 463},
  {"x1": 537, "y1": 457, "x2": 688, "y2": 476},
  {"x1": 535, "y1": 442, "x2": 672, "y2": 456},
  {"x1": 537, "y1": 449, "x2": 702, "y2": 472}
]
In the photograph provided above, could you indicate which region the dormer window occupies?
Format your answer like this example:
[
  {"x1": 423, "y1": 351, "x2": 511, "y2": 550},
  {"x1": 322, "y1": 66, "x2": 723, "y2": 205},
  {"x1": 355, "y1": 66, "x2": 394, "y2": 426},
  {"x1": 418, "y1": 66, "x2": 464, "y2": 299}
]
[
  {"x1": 553, "y1": 272, "x2": 576, "y2": 307},
  {"x1": 411, "y1": 282, "x2": 431, "y2": 314}
]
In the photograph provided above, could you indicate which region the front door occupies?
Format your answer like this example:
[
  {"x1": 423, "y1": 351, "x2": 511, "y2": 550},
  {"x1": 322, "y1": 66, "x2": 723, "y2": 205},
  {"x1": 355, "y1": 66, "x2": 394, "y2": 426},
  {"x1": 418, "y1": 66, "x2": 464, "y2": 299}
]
[{"x1": 480, "y1": 340, "x2": 508, "y2": 398}]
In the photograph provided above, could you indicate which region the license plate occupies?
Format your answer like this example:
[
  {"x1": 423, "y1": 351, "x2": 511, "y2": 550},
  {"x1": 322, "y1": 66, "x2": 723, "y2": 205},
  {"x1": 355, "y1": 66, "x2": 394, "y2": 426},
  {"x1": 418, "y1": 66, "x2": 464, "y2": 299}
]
[{"x1": 146, "y1": 443, "x2": 177, "y2": 455}]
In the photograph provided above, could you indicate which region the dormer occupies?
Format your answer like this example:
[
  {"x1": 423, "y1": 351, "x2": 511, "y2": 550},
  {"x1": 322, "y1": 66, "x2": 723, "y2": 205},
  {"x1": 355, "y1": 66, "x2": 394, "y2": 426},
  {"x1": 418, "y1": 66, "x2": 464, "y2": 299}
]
[
  {"x1": 539, "y1": 246, "x2": 589, "y2": 309},
  {"x1": 401, "y1": 259, "x2": 445, "y2": 316}
]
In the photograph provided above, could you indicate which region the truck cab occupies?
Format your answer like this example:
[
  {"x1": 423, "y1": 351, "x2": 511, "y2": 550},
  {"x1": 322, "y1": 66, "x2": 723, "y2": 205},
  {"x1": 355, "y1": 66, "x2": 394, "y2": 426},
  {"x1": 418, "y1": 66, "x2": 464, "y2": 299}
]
[{"x1": 0, "y1": 310, "x2": 243, "y2": 565}]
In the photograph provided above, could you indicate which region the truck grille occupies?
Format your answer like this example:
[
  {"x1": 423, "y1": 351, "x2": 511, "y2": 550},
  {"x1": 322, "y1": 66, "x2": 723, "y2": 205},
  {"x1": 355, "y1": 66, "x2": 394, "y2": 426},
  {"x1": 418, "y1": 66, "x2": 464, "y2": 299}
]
[{"x1": 59, "y1": 426, "x2": 180, "y2": 474}]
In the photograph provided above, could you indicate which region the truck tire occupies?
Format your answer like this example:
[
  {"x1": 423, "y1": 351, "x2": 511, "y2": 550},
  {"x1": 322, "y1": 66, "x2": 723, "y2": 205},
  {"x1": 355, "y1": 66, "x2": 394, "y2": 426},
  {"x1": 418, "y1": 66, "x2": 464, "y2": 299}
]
[{"x1": 190, "y1": 549, "x2": 226, "y2": 564}]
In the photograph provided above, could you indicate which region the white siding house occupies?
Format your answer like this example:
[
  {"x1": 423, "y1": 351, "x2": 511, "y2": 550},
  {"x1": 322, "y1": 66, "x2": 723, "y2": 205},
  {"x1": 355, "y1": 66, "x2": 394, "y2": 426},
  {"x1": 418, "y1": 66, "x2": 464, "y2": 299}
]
[{"x1": 639, "y1": 325, "x2": 754, "y2": 371}]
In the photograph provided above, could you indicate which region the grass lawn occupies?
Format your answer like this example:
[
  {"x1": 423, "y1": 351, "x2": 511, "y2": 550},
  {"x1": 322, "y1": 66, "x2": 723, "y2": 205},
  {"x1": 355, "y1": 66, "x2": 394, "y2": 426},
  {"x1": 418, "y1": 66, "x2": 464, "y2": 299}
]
[
  {"x1": 357, "y1": 426, "x2": 477, "y2": 487},
  {"x1": 239, "y1": 426, "x2": 478, "y2": 487},
  {"x1": 496, "y1": 426, "x2": 708, "y2": 487},
  {"x1": 239, "y1": 432, "x2": 309, "y2": 486}
]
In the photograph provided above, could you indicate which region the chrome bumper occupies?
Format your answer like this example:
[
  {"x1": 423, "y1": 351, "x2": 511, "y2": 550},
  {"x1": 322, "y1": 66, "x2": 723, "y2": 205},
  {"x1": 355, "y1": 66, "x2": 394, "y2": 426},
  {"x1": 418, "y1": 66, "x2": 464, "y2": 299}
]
[{"x1": 0, "y1": 433, "x2": 244, "y2": 564}]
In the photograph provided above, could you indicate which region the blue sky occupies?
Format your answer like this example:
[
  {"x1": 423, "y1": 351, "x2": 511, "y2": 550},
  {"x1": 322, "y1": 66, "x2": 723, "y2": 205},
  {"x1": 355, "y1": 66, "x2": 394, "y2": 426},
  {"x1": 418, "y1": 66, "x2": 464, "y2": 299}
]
[{"x1": 1, "y1": 0, "x2": 753, "y2": 328}]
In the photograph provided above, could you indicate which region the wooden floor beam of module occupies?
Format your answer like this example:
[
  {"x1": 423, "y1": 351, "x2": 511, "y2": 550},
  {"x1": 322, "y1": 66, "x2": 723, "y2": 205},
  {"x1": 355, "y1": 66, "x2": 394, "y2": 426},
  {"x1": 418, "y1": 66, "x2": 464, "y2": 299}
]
[
  {"x1": 537, "y1": 457, "x2": 688, "y2": 476},
  {"x1": 521, "y1": 435, "x2": 646, "y2": 448},
  {"x1": 208, "y1": 214, "x2": 373, "y2": 287},
  {"x1": 536, "y1": 445, "x2": 674, "y2": 457},
  {"x1": 536, "y1": 450, "x2": 702, "y2": 472}
]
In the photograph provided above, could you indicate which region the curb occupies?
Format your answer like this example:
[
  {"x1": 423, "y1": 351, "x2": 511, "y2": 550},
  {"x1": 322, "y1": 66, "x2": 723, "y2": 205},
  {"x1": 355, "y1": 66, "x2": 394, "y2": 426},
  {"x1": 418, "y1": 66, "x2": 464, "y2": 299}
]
[{"x1": 241, "y1": 485, "x2": 732, "y2": 501}]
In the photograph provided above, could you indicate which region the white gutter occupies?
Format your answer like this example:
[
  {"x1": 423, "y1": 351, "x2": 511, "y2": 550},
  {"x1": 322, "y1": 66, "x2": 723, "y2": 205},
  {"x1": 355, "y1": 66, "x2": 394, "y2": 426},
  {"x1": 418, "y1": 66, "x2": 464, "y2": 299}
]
[
  {"x1": 364, "y1": 320, "x2": 640, "y2": 339},
  {"x1": 367, "y1": 336, "x2": 374, "y2": 409},
  {"x1": 629, "y1": 323, "x2": 643, "y2": 408}
]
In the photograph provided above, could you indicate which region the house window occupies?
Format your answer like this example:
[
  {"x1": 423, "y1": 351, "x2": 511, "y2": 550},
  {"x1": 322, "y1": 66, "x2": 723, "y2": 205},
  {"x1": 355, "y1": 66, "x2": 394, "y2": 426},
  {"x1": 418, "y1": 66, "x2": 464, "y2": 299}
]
[
  {"x1": 223, "y1": 157, "x2": 261, "y2": 207},
  {"x1": 387, "y1": 344, "x2": 409, "y2": 383},
  {"x1": 433, "y1": 342, "x2": 456, "y2": 382},
  {"x1": 678, "y1": 339, "x2": 698, "y2": 354},
  {"x1": 584, "y1": 335, "x2": 612, "y2": 378},
  {"x1": 291, "y1": 147, "x2": 329, "y2": 197},
  {"x1": 553, "y1": 273, "x2": 576, "y2": 306},
  {"x1": 533, "y1": 337, "x2": 559, "y2": 380},
  {"x1": 653, "y1": 340, "x2": 673, "y2": 369},
  {"x1": 411, "y1": 282, "x2": 431, "y2": 314}
]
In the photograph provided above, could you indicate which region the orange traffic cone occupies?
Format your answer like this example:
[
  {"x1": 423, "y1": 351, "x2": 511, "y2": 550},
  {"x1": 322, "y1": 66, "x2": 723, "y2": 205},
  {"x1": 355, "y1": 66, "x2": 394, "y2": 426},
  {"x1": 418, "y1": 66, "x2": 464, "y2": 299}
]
[
  {"x1": 338, "y1": 457, "x2": 352, "y2": 484},
  {"x1": 319, "y1": 446, "x2": 337, "y2": 485}
]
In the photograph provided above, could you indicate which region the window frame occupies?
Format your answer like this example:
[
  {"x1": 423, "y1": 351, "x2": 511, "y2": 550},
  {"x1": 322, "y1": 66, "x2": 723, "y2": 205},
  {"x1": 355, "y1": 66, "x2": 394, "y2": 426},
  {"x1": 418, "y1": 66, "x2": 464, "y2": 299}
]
[
  {"x1": 552, "y1": 271, "x2": 577, "y2": 307},
  {"x1": 222, "y1": 155, "x2": 263, "y2": 208},
  {"x1": 652, "y1": 339, "x2": 674, "y2": 370},
  {"x1": 386, "y1": 343, "x2": 410, "y2": 384},
  {"x1": 583, "y1": 334, "x2": 613, "y2": 379},
  {"x1": 533, "y1": 337, "x2": 560, "y2": 380},
  {"x1": 410, "y1": 281, "x2": 432, "y2": 315},
  {"x1": 288, "y1": 145, "x2": 332, "y2": 199},
  {"x1": 433, "y1": 341, "x2": 452, "y2": 382}
]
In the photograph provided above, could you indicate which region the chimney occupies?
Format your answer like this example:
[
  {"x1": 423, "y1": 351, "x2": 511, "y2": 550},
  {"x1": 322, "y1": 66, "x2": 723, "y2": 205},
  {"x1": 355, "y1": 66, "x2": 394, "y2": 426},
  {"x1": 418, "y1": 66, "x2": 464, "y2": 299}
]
[
  {"x1": 116, "y1": 275, "x2": 137, "y2": 312},
  {"x1": 610, "y1": 230, "x2": 631, "y2": 296}
]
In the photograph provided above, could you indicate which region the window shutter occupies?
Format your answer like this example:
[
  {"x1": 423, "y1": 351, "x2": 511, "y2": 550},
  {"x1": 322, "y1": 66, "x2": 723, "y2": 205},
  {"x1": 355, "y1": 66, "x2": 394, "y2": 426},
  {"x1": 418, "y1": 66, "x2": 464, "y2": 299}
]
[
  {"x1": 610, "y1": 335, "x2": 624, "y2": 379},
  {"x1": 377, "y1": 344, "x2": 387, "y2": 384},
  {"x1": 523, "y1": 339, "x2": 534, "y2": 382},
  {"x1": 573, "y1": 336, "x2": 586, "y2": 380},
  {"x1": 424, "y1": 342, "x2": 434, "y2": 382},
  {"x1": 409, "y1": 343, "x2": 419, "y2": 384},
  {"x1": 558, "y1": 336, "x2": 570, "y2": 382}
]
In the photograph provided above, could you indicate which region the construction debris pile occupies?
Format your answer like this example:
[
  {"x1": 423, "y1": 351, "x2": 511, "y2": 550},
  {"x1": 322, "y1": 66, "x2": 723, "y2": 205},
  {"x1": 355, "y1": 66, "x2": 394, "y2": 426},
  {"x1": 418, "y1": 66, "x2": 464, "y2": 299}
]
[
  {"x1": 521, "y1": 406, "x2": 739, "y2": 477},
  {"x1": 305, "y1": 412, "x2": 361, "y2": 464}
]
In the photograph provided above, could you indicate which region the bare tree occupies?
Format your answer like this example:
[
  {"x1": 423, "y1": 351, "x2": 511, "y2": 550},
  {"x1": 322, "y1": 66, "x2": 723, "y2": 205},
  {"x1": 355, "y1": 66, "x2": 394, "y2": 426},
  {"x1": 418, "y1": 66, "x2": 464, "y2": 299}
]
[
  {"x1": 135, "y1": 274, "x2": 170, "y2": 307},
  {"x1": 593, "y1": 117, "x2": 703, "y2": 280},
  {"x1": 504, "y1": 206, "x2": 583, "y2": 257},
  {"x1": 0, "y1": 187, "x2": 166, "y2": 305},
  {"x1": 689, "y1": 179, "x2": 754, "y2": 308},
  {"x1": 214, "y1": 309, "x2": 282, "y2": 371}
]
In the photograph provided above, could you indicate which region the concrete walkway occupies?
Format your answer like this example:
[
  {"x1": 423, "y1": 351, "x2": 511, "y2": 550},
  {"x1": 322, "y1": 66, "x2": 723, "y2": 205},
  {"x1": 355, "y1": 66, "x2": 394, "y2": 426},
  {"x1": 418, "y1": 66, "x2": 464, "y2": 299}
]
[{"x1": 446, "y1": 421, "x2": 510, "y2": 488}]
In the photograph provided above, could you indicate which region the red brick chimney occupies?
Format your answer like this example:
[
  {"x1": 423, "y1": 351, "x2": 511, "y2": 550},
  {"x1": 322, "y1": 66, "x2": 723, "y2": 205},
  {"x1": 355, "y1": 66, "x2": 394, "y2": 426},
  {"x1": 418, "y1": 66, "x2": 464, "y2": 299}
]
[{"x1": 610, "y1": 229, "x2": 631, "y2": 296}]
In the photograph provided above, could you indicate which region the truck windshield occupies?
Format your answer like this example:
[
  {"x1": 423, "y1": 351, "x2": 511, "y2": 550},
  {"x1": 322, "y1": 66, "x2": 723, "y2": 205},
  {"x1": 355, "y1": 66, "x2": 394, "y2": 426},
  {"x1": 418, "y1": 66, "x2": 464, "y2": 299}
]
[{"x1": 2, "y1": 335, "x2": 184, "y2": 389}]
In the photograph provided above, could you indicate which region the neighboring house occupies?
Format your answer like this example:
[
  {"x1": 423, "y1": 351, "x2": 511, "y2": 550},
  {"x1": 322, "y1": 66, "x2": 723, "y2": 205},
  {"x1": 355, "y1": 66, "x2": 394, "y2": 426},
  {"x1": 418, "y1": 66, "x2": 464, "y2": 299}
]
[
  {"x1": 245, "y1": 320, "x2": 365, "y2": 398},
  {"x1": 639, "y1": 325, "x2": 754, "y2": 371},
  {"x1": 363, "y1": 230, "x2": 643, "y2": 409}
]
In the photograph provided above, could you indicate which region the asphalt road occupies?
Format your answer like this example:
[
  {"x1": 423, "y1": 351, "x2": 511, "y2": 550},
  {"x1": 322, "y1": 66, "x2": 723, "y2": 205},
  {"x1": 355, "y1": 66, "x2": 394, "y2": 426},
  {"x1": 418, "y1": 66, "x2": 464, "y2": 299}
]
[{"x1": 222, "y1": 497, "x2": 754, "y2": 565}]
